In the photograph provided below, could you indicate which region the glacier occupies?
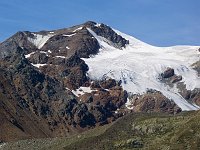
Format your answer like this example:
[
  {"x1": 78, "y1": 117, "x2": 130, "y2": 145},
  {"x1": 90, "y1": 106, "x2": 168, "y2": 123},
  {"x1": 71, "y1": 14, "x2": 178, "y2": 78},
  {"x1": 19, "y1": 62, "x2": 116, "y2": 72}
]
[{"x1": 83, "y1": 28, "x2": 200, "y2": 111}]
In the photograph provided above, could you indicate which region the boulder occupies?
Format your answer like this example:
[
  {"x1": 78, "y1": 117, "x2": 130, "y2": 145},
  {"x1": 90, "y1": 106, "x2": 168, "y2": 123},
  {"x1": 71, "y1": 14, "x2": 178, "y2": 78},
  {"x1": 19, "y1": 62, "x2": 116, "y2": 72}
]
[
  {"x1": 161, "y1": 68, "x2": 174, "y2": 78},
  {"x1": 171, "y1": 75, "x2": 182, "y2": 83},
  {"x1": 100, "y1": 78, "x2": 117, "y2": 89}
]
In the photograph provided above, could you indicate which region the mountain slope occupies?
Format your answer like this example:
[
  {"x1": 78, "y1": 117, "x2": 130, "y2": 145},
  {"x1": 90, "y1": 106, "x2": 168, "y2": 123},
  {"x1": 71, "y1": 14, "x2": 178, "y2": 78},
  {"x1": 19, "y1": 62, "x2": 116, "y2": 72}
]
[{"x1": 0, "y1": 21, "x2": 199, "y2": 142}]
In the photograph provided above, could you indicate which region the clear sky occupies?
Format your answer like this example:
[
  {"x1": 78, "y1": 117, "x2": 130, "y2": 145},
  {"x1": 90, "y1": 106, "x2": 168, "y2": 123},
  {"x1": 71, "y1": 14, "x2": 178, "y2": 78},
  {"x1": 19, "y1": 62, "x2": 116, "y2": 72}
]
[{"x1": 0, "y1": 0, "x2": 199, "y2": 46}]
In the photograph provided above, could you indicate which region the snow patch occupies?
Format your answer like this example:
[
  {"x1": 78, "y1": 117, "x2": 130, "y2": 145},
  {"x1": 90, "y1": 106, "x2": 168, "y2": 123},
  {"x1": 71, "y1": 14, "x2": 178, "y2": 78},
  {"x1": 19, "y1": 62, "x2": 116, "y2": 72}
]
[
  {"x1": 25, "y1": 51, "x2": 49, "y2": 58},
  {"x1": 65, "y1": 87, "x2": 71, "y2": 91},
  {"x1": 66, "y1": 46, "x2": 70, "y2": 49},
  {"x1": 63, "y1": 33, "x2": 76, "y2": 37},
  {"x1": 40, "y1": 51, "x2": 49, "y2": 56},
  {"x1": 48, "y1": 50, "x2": 52, "y2": 53},
  {"x1": 72, "y1": 86, "x2": 97, "y2": 97},
  {"x1": 73, "y1": 27, "x2": 83, "y2": 32},
  {"x1": 95, "y1": 23, "x2": 101, "y2": 27},
  {"x1": 31, "y1": 63, "x2": 47, "y2": 68},
  {"x1": 25, "y1": 52, "x2": 35, "y2": 58},
  {"x1": 115, "y1": 108, "x2": 120, "y2": 114},
  {"x1": 87, "y1": 28, "x2": 116, "y2": 49},
  {"x1": 84, "y1": 28, "x2": 200, "y2": 111},
  {"x1": 126, "y1": 98, "x2": 134, "y2": 110},
  {"x1": 55, "y1": 56, "x2": 66, "y2": 59},
  {"x1": 28, "y1": 33, "x2": 54, "y2": 49}
]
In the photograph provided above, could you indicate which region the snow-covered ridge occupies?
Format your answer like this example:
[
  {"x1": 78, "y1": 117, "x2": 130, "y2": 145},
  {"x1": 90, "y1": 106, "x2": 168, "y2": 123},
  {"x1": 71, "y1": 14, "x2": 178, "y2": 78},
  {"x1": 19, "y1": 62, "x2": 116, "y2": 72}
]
[
  {"x1": 84, "y1": 28, "x2": 200, "y2": 111},
  {"x1": 73, "y1": 26, "x2": 83, "y2": 32},
  {"x1": 28, "y1": 33, "x2": 54, "y2": 49}
]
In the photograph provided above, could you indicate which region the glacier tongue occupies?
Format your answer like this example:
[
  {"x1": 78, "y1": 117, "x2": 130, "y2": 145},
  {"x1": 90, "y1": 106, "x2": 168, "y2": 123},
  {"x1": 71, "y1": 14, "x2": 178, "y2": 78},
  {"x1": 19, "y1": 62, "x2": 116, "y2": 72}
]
[{"x1": 84, "y1": 28, "x2": 200, "y2": 111}]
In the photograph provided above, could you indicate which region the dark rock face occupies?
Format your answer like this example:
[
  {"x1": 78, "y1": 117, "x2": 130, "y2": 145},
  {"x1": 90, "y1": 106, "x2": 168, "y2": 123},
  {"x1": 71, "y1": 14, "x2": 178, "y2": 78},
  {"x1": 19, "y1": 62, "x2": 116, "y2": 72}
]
[
  {"x1": 41, "y1": 29, "x2": 100, "y2": 58},
  {"x1": 39, "y1": 55, "x2": 89, "y2": 89},
  {"x1": 84, "y1": 21, "x2": 129, "y2": 48},
  {"x1": 78, "y1": 80, "x2": 128, "y2": 125},
  {"x1": 181, "y1": 89, "x2": 200, "y2": 106},
  {"x1": 73, "y1": 104, "x2": 96, "y2": 128},
  {"x1": 171, "y1": 75, "x2": 182, "y2": 83},
  {"x1": 28, "y1": 52, "x2": 48, "y2": 64},
  {"x1": 0, "y1": 66, "x2": 53, "y2": 141},
  {"x1": 0, "y1": 31, "x2": 38, "y2": 59},
  {"x1": 99, "y1": 78, "x2": 117, "y2": 89},
  {"x1": 160, "y1": 67, "x2": 183, "y2": 85},
  {"x1": 161, "y1": 68, "x2": 174, "y2": 78},
  {"x1": 192, "y1": 60, "x2": 200, "y2": 76},
  {"x1": 128, "y1": 91, "x2": 181, "y2": 114}
]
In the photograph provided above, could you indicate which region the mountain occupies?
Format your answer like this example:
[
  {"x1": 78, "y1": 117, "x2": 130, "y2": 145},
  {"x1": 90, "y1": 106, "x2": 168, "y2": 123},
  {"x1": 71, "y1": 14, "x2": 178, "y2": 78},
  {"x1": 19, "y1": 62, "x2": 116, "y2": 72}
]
[{"x1": 0, "y1": 21, "x2": 199, "y2": 142}]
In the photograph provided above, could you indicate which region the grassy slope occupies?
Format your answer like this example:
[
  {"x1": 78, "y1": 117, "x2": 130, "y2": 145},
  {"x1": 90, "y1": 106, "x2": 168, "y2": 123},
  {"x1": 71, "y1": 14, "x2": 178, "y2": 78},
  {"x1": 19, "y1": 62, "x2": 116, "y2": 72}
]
[
  {"x1": 62, "y1": 111, "x2": 200, "y2": 150},
  {"x1": 2, "y1": 111, "x2": 200, "y2": 150}
]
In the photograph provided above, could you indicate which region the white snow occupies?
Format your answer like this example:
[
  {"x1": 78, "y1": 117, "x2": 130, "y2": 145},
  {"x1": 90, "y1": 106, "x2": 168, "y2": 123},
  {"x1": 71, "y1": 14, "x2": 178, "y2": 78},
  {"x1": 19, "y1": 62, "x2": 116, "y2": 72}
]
[
  {"x1": 126, "y1": 98, "x2": 134, "y2": 110},
  {"x1": 95, "y1": 23, "x2": 102, "y2": 27},
  {"x1": 28, "y1": 33, "x2": 54, "y2": 49},
  {"x1": 55, "y1": 55, "x2": 66, "y2": 58},
  {"x1": 40, "y1": 51, "x2": 48, "y2": 56},
  {"x1": 73, "y1": 27, "x2": 83, "y2": 32},
  {"x1": 31, "y1": 63, "x2": 47, "y2": 68},
  {"x1": 63, "y1": 33, "x2": 76, "y2": 37},
  {"x1": 25, "y1": 52, "x2": 35, "y2": 58},
  {"x1": 84, "y1": 28, "x2": 200, "y2": 111},
  {"x1": 72, "y1": 86, "x2": 97, "y2": 97},
  {"x1": 66, "y1": 46, "x2": 70, "y2": 49},
  {"x1": 65, "y1": 87, "x2": 71, "y2": 91},
  {"x1": 48, "y1": 50, "x2": 52, "y2": 53}
]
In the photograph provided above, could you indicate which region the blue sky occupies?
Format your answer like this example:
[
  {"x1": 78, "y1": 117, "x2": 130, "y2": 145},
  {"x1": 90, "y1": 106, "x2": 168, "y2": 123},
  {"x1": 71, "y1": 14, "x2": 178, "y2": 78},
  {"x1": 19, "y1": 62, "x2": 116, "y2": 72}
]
[{"x1": 0, "y1": 0, "x2": 199, "y2": 46}]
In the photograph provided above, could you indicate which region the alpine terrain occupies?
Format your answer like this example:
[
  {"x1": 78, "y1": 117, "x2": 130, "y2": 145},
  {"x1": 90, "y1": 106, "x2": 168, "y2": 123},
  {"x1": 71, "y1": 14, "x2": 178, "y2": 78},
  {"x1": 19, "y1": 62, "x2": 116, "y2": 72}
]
[{"x1": 0, "y1": 21, "x2": 199, "y2": 149}]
